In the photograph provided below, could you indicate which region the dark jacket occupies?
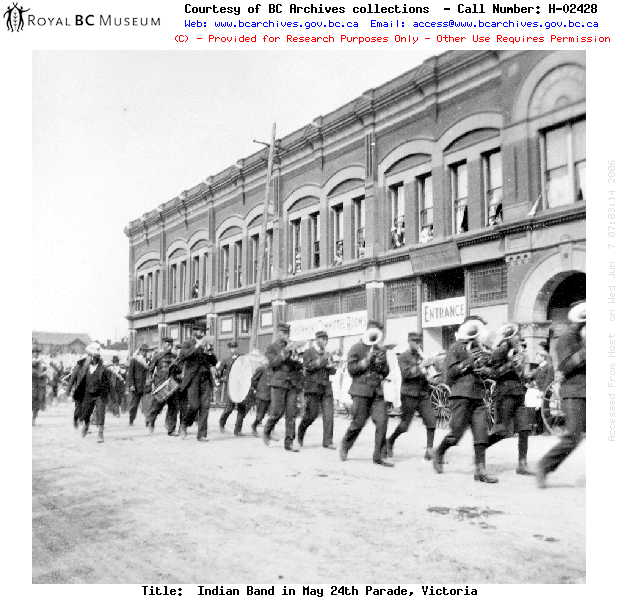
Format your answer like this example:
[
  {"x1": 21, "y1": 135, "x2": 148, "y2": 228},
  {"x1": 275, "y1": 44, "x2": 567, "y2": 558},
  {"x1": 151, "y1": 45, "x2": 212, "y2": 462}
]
[
  {"x1": 67, "y1": 358, "x2": 112, "y2": 402},
  {"x1": 490, "y1": 342, "x2": 525, "y2": 397},
  {"x1": 265, "y1": 340, "x2": 303, "y2": 390},
  {"x1": 556, "y1": 326, "x2": 586, "y2": 399},
  {"x1": 444, "y1": 340, "x2": 486, "y2": 400},
  {"x1": 534, "y1": 361, "x2": 554, "y2": 393},
  {"x1": 216, "y1": 354, "x2": 238, "y2": 383},
  {"x1": 127, "y1": 355, "x2": 149, "y2": 394},
  {"x1": 398, "y1": 349, "x2": 430, "y2": 398},
  {"x1": 347, "y1": 340, "x2": 389, "y2": 399},
  {"x1": 177, "y1": 339, "x2": 218, "y2": 392},
  {"x1": 250, "y1": 365, "x2": 271, "y2": 401},
  {"x1": 303, "y1": 345, "x2": 336, "y2": 394},
  {"x1": 148, "y1": 350, "x2": 179, "y2": 389}
]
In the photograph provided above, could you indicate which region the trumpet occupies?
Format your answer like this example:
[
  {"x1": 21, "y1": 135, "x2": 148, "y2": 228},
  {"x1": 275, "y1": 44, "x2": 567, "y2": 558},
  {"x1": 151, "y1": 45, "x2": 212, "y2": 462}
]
[{"x1": 283, "y1": 340, "x2": 306, "y2": 362}]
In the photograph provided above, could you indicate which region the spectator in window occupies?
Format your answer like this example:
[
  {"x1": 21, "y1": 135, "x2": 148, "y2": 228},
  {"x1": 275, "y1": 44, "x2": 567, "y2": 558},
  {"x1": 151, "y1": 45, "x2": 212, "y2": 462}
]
[
  {"x1": 333, "y1": 240, "x2": 344, "y2": 266},
  {"x1": 391, "y1": 219, "x2": 405, "y2": 248},
  {"x1": 192, "y1": 281, "x2": 199, "y2": 299}
]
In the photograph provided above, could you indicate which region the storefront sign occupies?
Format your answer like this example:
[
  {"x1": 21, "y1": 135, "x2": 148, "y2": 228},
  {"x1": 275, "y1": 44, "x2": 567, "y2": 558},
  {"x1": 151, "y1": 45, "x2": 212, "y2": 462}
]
[
  {"x1": 422, "y1": 297, "x2": 466, "y2": 328},
  {"x1": 289, "y1": 311, "x2": 367, "y2": 341},
  {"x1": 409, "y1": 240, "x2": 460, "y2": 273}
]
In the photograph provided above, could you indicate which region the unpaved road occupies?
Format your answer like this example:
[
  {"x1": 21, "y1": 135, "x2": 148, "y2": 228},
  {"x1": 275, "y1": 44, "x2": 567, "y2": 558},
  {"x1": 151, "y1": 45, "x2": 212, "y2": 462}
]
[{"x1": 32, "y1": 403, "x2": 585, "y2": 584}]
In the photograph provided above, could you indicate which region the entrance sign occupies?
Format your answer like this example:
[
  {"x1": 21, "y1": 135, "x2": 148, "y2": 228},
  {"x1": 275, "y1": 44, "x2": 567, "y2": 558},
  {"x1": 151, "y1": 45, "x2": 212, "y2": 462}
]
[
  {"x1": 422, "y1": 297, "x2": 466, "y2": 328},
  {"x1": 289, "y1": 311, "x2": 367, "y2": 341}
]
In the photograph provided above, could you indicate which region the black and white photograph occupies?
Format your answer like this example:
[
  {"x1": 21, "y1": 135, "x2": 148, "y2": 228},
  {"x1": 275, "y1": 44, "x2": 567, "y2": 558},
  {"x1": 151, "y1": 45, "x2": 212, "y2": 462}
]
[{"x1": 28, "y1": 47, "x2": 590, "y2": 586}]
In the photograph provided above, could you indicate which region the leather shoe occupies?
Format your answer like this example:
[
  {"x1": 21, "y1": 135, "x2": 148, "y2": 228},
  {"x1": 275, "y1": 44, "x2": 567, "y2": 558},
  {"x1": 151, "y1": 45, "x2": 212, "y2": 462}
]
[
  {"x1": 536, "y1": 468, "x2": 548, "y2": 489},
  {"x1": 197, "y1": 436, "x2": 208, "y2": 442},
  {"x1": 516, "y1": 466, "x2": 535, "y2": 476},
  {"x1": 424, "y1": 448, "x2": 433, "y2": 461},
  {"x1": 285, "y1": 444, "x2": 300, "y2": 452},
  {"x1": 432, "y1": 449, "x2": 444, "y2": 474},
  {"x1": 323, "y1": 444, "x2": 337, "y2": 450},
  {"x1": 474, "y1": 473, "x2": 499, "y2": 483},
  {"x1": 167, "y1": 431, "x2": 179, "y2": 436},
  {"x1": 339, "y1": 445, "x2": 348, "y2": 461},
  {"x1": 263, "y1": 434, "x2": 270, "y2": 446},
  {"x1": 373, "y1": 459, "x2": 395, "y2": 468}
]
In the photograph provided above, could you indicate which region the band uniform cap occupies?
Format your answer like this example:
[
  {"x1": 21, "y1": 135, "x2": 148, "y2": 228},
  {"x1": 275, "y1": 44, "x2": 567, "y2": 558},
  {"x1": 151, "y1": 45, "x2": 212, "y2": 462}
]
[
  {"x1": 568, "y1": 301, "x2": 586, "y2": 323},
  {"x1": 315, "y1": 330, "x2": 328, "y2": 339},
  {"x1": 227, "y1": 341, "x2": 238, "y2": 348},
  {"x1": 463, "y1": 314, "x2": 488, "y2": 326},
  {"x1": 407, "y1": 332, "x2": 422, "y2": 341},
  {"x1": 367, "y1": 320, "x2": 384, "y2": 331},
  {"x1": 86, "y1": 342, "x2": 102, "y2": 355},
  {"x1": 139, "y1": 343, "x2": 149, "y2": 351},
  {"x1": 112, "y1": 355, "x2": 120, "y2": 363},
  {"x1": 277, "y1": 323, "x2": 291, "y2": 332},
  {"x1": 162, "y1": 337, "x2": 174, "y2": 345}
]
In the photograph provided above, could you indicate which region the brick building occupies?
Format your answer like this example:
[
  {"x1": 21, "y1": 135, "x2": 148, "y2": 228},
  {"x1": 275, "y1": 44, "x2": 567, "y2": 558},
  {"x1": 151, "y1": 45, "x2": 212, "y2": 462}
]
[{"x1": 125, "y1": 50, "x2": 585, "y2": 361}]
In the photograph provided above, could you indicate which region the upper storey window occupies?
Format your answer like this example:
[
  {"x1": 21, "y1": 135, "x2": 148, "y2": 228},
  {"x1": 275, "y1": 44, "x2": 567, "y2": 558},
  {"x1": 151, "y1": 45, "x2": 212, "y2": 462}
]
[
  {"x1": 451, "y1": 162, "x2": 468, "y2": 234},
  {"x1": 389, "y1": 183, "x2": 405, "y2": 249},
  {"x1": 418, "y1": 174, "x2": 433, "y2": 244},
  {"x1": 484, "y1": 151, "x2": 503, "y2": 226}
]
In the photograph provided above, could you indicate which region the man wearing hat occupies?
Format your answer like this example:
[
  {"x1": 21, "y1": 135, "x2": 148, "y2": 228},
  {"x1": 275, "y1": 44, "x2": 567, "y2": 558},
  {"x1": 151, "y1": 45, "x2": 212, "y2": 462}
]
[
  {"x1": 178, "y1": 327, "x2": 218, "y2": 441},
  {"x1": 297, "y1": 331, "x2": 337, "y2": 450},
  {"x1": 432, "y1": 319, "x2": 498, "y2": 483},
  {"x1": 32, "y1": 346, "x2": 47, "y2": 426},
  {"x1": 146, "y1": 337, "x2": 182, "y2": 435},
  {"x1": 66, "y1": 342, "x2": 113, "y2": 442},
  {"x1": 386, "y1": 333, "x2": 436, "y2": 461},
  {"x1": 340, "y1": 320, "x2": 393, "y2": 467},
  {"x1": 537, "y1": 301, "x2": 586, "y2": 488},
  {"x1": 263, "y1": 322, "x2": 304, "y2": 451},
  {"x1": 218, "y1": 341, "x2": 250, "y2": 436},
  {"x1": 127, "y1": 343, "x2": 150, "y2": 426},
  {"x1": 107, "y1": 355, "x2": 125, "y2": 418}
]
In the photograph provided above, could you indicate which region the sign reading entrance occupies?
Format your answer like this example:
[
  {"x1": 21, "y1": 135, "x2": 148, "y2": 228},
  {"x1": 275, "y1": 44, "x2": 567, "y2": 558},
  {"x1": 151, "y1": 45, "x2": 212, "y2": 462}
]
[
  {"x1": 422, "y1": 297, "x2": 466, "y2": 328},
  {"x1": 289, "y1": 311, "x2": 367, "y2": 342}
]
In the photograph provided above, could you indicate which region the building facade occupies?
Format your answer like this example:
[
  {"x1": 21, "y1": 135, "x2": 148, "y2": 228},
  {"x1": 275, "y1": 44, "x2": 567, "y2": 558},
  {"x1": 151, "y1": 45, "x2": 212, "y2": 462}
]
[{"x1": 125, "y1": 50, "x2": 586, "y2": 362}]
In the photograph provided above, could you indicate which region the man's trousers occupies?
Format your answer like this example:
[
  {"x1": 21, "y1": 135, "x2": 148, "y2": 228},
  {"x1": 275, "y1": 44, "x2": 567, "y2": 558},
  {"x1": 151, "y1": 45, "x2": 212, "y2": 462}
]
[
  {"x1": 263, "y1": 387, "x2": 298, "y2": 447},
  {"x1": 183, "y1": 376, "x2": 213, "y2": 440},
  {"x1": 298, "y1": 387, "x2": 334, "y2": 447},
  {"x1": 341, "y1": 395, "x2": 388, "y2": 463}
]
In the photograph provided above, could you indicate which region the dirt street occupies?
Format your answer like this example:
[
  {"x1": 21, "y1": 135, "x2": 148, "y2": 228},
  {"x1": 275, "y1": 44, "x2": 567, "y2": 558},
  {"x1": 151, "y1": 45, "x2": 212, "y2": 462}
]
[{"x1": 32, "y1": 403, "x2": 585, "y2": 584}]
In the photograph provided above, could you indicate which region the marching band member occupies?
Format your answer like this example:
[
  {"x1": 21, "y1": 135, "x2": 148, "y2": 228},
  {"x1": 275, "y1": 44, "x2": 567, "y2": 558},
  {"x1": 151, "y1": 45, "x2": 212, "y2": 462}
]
[
  {"x1": 386, "y1": 332, "x2": 436, "y2": 461},
  {"x1": 218, "y1": 341, "x2": 251, "y2": 436},
  {"x1": 485, "y1": 324, "x2": 534, "y2": 475},
  {"x1": 339, "y1": 320, "x2": 394, "y2": 467},
  {"x1": 32, "y1": 345, "x2": 47, "y2": 426},
  {"x1": 178, "y1": 326, "x2": 218, "y2": 442},
  {"x1": 297, "y1": 331, "x2": 338, "y2": 450},
  {"x1": 432, "y1": 319, "x2": 498, "y2": 483},
  {"x1": 66, "y1": 342, "x2": 113, "y2": 443},
  {"x1": 146, "y1": 337, "x2": 182, "y2": 435},
  {"x1": 537, "y1": 302, "x2": 586, "y2": 488},
  {"x1": 263, "y1": 323, "x2": 304, "y2": 451},
  {"x1": 249, "y1": 364, "x2": 275, "y2": 438},
  {"x1": 127, "y1": 343, "x2": 150, "y2": 427}
]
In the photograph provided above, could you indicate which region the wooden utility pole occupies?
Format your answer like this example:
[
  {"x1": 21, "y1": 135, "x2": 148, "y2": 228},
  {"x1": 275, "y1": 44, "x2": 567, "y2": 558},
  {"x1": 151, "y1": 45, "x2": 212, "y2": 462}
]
[{"x1": 250, "y1": 123, "x2": 276, "y2": 352}]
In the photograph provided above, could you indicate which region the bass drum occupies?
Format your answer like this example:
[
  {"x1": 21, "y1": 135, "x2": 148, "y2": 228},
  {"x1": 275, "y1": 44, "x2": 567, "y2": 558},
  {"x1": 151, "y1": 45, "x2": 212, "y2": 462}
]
[{"x1": 228, "y1": 352, "x2": 268, "y2": 403}]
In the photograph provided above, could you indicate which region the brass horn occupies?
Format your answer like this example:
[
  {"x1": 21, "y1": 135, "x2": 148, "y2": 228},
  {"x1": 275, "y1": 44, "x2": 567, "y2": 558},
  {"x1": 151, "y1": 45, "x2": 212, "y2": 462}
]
[{"x1": 362, "y1": 327, "x2": 383, "y2": 347}]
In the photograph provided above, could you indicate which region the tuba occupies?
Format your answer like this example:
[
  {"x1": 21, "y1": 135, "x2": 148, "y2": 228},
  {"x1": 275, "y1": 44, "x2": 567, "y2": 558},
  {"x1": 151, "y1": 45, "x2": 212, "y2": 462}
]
[
  {"x1": 361, "y1": 327, "x2": 388, "y2": 372},
  {"x1": 494, "y1": 322, "x2": 528, "y2": 379},
  {"x1": 458, "y1": 320, "x2": 492, "y2": 373}
]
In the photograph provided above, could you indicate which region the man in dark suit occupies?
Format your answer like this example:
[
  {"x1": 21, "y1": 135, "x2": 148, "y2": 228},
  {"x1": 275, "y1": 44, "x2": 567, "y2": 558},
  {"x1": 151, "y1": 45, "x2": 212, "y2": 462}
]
[
  {"x1": 386, "y1": 332, "x2": 436, "y2": 460},
  {"x1": 179, "y1": 327, "x2": 218, "y2": 441},
  {"x1": 298, "y1": 331, "x2": 337, "y2": 450},
  {"x1": 32, "y1": 346, "x2": 46, "y2": 426},
  {"x1": 432, "y1": 320, "x2": 497, "y2": 483},
  {"x1": 66, "y1": 342, "x2": 113, "y2": 443},
  {"x1": 537, "y1": 302, "x2": 586, "y2": 488},
  {"x1": 127, "y1": 343, "x2": 149, "y2": 426},
  {"x1": 340, "y1": 320, "x2": 393, "y2": 467},
  {"x1": 263, "y1": 322, "x2": 303, "y2": 451},
  {"x1": 147, "y1": 337, "x2": 181, "y2": 435},
  {"x1": 218, "y1": 341, "x2": 249, "y2": 435}
]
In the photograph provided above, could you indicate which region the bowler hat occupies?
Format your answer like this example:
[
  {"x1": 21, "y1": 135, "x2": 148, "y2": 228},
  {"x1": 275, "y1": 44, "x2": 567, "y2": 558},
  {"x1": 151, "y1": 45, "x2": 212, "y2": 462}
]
[
  {"x1": 227, "y1": 341, "x2": 238, "y2": 348},
  {"x1": 139, "y1": 343, "x2": 149, "y2": 351},
  {"x1": 277, "y1": 323, "x2": 291, "y2": 332}
]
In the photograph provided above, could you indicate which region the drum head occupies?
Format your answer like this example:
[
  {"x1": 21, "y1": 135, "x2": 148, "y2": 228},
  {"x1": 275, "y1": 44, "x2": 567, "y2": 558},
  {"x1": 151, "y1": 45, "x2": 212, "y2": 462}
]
[{"x1": 228, "y1": 353, "x2": 268, "y2": 403}]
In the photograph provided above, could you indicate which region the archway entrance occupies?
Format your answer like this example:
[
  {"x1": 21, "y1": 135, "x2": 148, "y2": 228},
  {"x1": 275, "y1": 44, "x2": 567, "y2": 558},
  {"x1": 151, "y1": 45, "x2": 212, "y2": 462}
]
[{"x1": 547, "y1": 272, "x2": 586, "y2": 323}]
